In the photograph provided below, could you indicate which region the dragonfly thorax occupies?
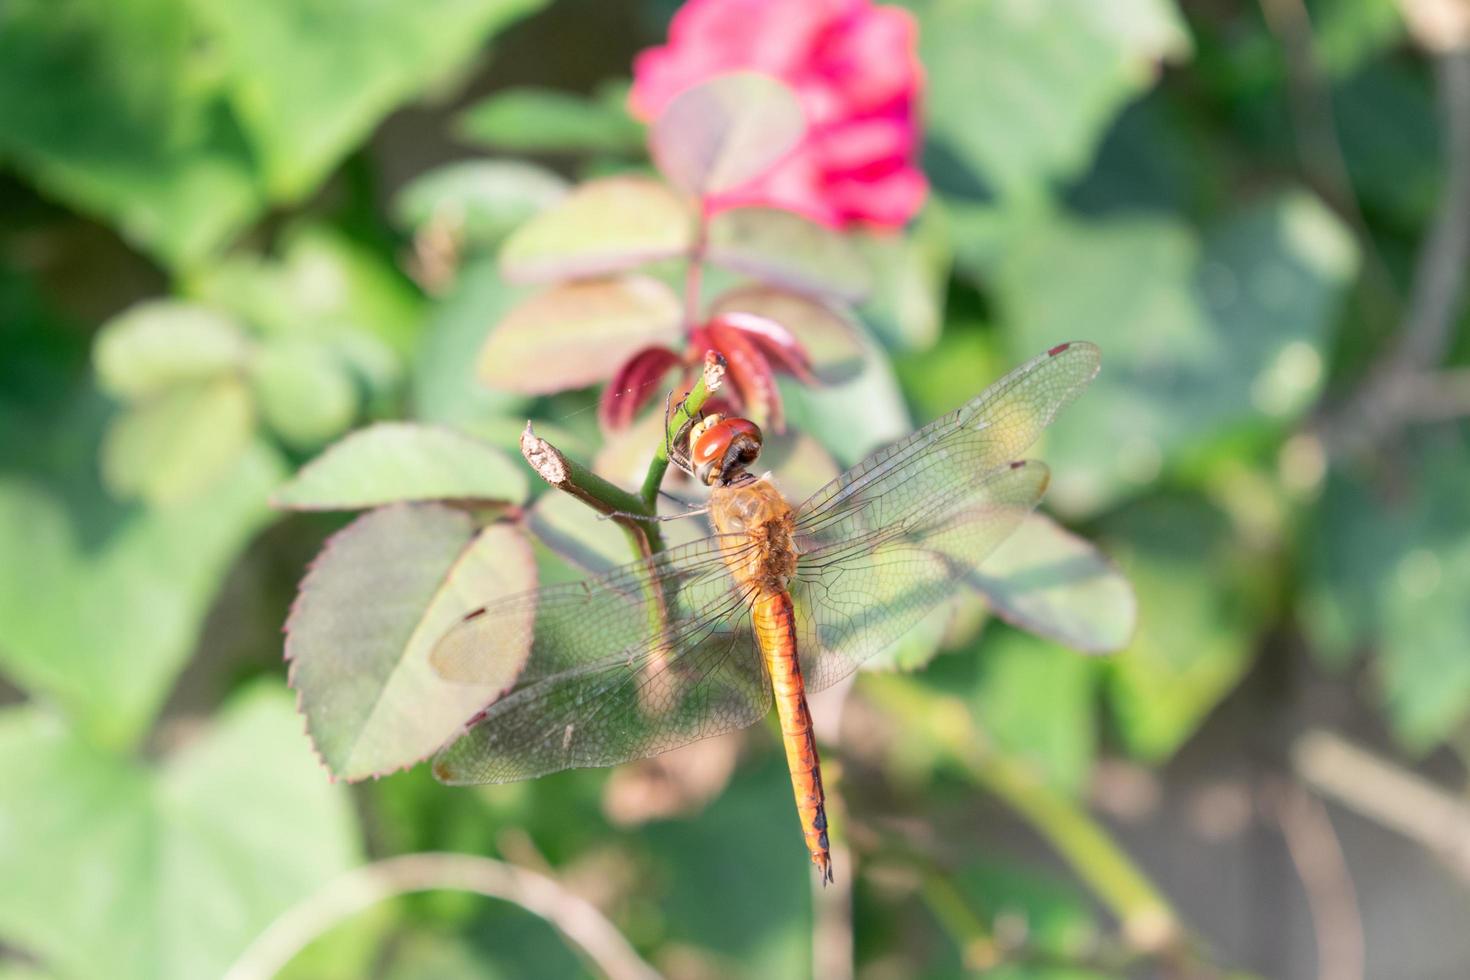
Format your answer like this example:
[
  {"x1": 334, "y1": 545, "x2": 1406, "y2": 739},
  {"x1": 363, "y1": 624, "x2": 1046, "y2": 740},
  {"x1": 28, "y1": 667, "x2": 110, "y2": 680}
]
[{"x1": 709, "y1": 477, "x2": 798, "y2": 597}]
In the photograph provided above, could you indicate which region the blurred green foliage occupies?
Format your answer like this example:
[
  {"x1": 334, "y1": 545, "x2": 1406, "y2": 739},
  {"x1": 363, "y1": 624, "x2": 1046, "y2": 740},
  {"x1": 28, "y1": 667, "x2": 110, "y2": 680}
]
[{"x1": 1, "y1": 0, "x2": 1466, "y2": 977}]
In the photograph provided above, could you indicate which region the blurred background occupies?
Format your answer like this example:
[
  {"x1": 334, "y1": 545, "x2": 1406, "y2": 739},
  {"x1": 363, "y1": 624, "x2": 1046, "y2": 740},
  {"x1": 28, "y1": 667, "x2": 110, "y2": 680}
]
[{"x1": 3, "y1": 0, "x2": 1469, "y2": 977}]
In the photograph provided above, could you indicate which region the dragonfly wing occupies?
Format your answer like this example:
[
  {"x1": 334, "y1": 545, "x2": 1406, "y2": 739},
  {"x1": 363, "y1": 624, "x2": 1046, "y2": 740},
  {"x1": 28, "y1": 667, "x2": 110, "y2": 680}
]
[
  {"x1": 791, "y1": 460, "x2": 1051, "y2": 692},
  {"x1": 429, "y1": 535, "x2": 772, "y2": 784},
  {"x1": 795, "y1": 341, "x2": 1097, "y2": 545},
  {"x1": 786, "y1": 340, "x2": 1098, "y2": 692}
]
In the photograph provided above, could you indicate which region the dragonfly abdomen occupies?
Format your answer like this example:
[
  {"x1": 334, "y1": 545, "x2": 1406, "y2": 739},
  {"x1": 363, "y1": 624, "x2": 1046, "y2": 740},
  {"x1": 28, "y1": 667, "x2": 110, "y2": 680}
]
[{"x1": 754, "y1": 590, "x2": 833, "y2": 884}]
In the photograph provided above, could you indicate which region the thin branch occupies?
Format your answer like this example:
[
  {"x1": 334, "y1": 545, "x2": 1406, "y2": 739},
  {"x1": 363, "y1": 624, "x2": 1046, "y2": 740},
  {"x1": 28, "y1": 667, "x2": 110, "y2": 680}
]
[
  {"x1": 638, "y1": 350, "x2": 726, "y2": 510},
  {"x1": 861, "y1": 675, "x2": 1183, "y2": 955},
  {"x1": 1314, "y1": 42, "x2": 1470, "y2": 456},
  {"x1": 521, "y1": 421, "x2": 663, "y2": 557},
  {"x1": 1258, "y1": 0, "x2": 1402, "y2": 321},
  {"x1": 1268, "y1": 781, "x2": 1365, "y2": 980},
  {"x1": 1293, "y1": 729, "x2": 1470, "y2": 881},
  {"x1": 222, "y1": 852, "x2": 660, "y2": 980}
]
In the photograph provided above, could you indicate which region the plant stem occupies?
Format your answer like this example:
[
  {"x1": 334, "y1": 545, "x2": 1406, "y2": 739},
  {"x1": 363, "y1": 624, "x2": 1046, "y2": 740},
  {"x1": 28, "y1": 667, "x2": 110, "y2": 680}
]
[
  {"x1": 638, "y1": 350, "x2": 726, "y2": 510},
  {"x1": 520, "y1": 422, "x2": 663, "y2": 557},
  {"x1": 862, "y1": 674, "x2": 1182, "y2": 954},
  {"x1": 221, "y1": 852, "x2": 659, "y2": 980}
]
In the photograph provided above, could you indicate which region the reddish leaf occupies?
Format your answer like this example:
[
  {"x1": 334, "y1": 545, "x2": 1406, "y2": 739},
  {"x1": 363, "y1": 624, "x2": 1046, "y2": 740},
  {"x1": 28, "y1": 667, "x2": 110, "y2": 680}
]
[
  {"x1": 706, "y1": 319, "x2": 784, "y2": 431},
  {"x1": 649, "y1": 73, "x2": 807, "y2": 197},
  {"x1": 479, "y1": 276, "x2": 682, "y2": 394},
  {"x1": 709, "y1": 285, "x2": 865, "y2": 383},
  {"x1": 499, "y1": 176, "x2": 694, "y2": 283},
  {"x1": 709, "y1": 311, "x2": 815, "y2": 383},
  {"x1": 286, "y1": 505, "x2": 536, "y2": 781},
  {"x1": 599, "y1": 346, "x2": 682, "y2": 430},
  {"x1": 706, "y1": 206, "x2": 870, "y2": 301}
]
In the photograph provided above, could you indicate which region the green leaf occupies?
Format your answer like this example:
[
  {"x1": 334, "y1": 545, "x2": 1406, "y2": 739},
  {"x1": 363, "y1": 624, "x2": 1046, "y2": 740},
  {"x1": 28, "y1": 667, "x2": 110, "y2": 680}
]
[
  {"x1": 189, "y1": 224, "x2": 423, "y2": 365},
  {"x1": 0, "y1": 442, "x2": 282, "y2": 748},
  {"x1": 479, "y1": 276, "x2": 682, "y2": 395},
  {"x1": 972, "y1": 513, "x2": 1136, "y2": 654},
  {"x1": 782, "y1": 331, "x2": 910, "y2": 467},
  {"x1": 1102, "y1": 496, "x2": 1266, "y2": 761},
  {"x1": 499, "y1": 176, "x2": 695, "y2": 283},
  {"x1": 101, "y1": 379, "x2": 256, "y2": 506},
  {"x1": 708, "y1": 286, "x2": 865, "y2": 384},
  {"x1": 457, "y1": 86, "x2": 644, "y2": 154},
  {"x1": 707, "y1": 207, "x2": 871, "y2": 303},
  {"x1": 855, "y1": 204, "x2": 953, "y2": 352},
  {"x1": 997, "y1": 193, "x2": 1358, "y2": 516},
  {"x1": 287, "y1": 505, "x2": 536, "y2": 780},
  {"x1": 649, "y1": 72, "x2": 807, "y2": 197},
  {"x1": 411, "y1": 255, "x2": 534, "y2": 427},
  {"x1": 274, "y1": 423, "x2": 529, "y2": 511},
  {"x1": 192, "y1": 0, "x2": 547, "y2": 198},
  {"x1": 94, "y1": 301, "x2": 253, "y2": 400},
  {"x1": 250, "y1": 338, "x2": 360, "y2": 451},
  {"x1": 0, "y1": 685, "x2": 360, "y2": 980},
  {"x1": 974, "y1": 630, "x2": 1098, "y2": 795},
  {"x1": 393, "y1": 160, "x2": 569, "y2": 251},
  {"x1": 1303, "y1": 448, "x2": 1470, "y2": 750},
  {"x1": 0, "y1": 2, "x2": 262, "y2": 268},
  {"x1": 917, "y1": 0, "x2": 1191, "y2": 196}
]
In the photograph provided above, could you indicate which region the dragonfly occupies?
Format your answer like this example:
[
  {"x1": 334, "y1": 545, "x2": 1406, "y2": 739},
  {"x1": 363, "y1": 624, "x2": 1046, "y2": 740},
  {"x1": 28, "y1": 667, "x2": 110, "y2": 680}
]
[{"x1": 429, "y1": 341, "x2": 1100, "y2": 883}]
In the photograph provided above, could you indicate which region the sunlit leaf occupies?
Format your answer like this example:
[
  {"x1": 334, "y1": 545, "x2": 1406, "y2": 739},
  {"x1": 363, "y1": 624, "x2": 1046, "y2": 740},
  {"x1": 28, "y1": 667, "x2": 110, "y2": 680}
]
[
  {"x1": 251, "y1": 337, "x2": 359, "y2": 451},
  {"x1": 998, "y1": 193, "x2": 1358, "y2": 516},
  {"x1": 479, "y1": 276, "x2": 682, "y2": 394},
  {"x1": 412, "y1": 255, "x2": 534, "y2": 427},
  {"x1": 1101, "y1": 495, "x2": 1268, "y2": 761},
  {"x1": 393, "y1": 160, "x2": 569, "y2": 251},
  {"x1": 287, "y1": 505, "x2": 536, "y2": 780},
  {"x1": 706, "y1": 207, "x2": 870, "y2": 302},
  {"x1": 1303, "y1": 447, "x2": 1470, "y2": 750},
  {"x1": 973, "y1": 629, "x2": 1098, "y2": 795},
  {"x1": 917, "y1": 0, "x2": 1190, "y2": 195},
  {"x1": 192, "y1": 0, "x2": 547, "y2": 198},
  {"x1": 709, "y1": 286, "x2": 865, "y2": 384},
  {"x1": 855, "y1": 203, "x2": 952, "y2": 352},
  {"x1": 649, "y1": 72, "x2": 806, "y2": 197},
  {"x1": 458, "y1": 86, "x2": 644, "y2": 154},
  {"x1": 101, "y1": 378, "x2": 255, "y2": 505},
  {"x1": 274, "y1": 423, "x2": 528, "y2": 511},
  {"x1": 94, "y1": 301, "x2": 253, "y2": 400},
  {"x1": 782, "y1": 332, "x2": 910, "y2": 467},
  {"x1": 973, "y1": 512, "x2": 1136, "y2": 654},
  {"x1": 0, "y1": 2, "x2": 262, "y2": 268},
  {"x1": 0, "y1": 685, "x2": 360, "y2": 980},
  {"x1": 499, "y1": 176, "x2": 694, "y2": 283},
  {"x1": 0, "y1": 443, "x2": 281, "y2": 748}
]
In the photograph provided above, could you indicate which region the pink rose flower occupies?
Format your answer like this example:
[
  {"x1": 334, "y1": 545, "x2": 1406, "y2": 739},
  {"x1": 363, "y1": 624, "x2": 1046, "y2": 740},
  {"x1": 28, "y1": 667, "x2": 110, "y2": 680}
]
[{"x1": 631, "y1": 0, "x2": 927, "y2": 229}]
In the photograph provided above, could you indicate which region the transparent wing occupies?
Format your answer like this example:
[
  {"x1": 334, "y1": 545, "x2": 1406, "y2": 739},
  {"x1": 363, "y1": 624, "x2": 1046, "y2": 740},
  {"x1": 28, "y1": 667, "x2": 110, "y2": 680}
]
[
  {"x1": 789, "y1": 341, "x2": 1099, "y2": 690},
  {"x1": 429, "y1": 535, "x2": 771, "y2": 785}
]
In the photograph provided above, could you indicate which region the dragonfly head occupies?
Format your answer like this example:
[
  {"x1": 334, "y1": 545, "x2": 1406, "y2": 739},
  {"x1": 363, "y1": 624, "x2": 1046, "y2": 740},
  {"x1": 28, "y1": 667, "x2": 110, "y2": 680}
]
[{"x1": 689, "y1": 414, "x2": 763, "y2": 486}]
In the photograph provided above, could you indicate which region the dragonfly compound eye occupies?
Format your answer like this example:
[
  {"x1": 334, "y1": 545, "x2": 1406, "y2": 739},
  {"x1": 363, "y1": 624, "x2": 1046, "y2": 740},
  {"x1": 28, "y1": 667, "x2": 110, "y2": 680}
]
[{"x1": 692, "y1": 417, "x2": 763, "y2": 486}]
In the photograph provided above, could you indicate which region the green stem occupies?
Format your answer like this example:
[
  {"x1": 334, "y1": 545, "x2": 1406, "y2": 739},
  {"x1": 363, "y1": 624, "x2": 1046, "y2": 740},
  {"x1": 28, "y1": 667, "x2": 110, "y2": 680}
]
[
  {"x1": 637, "y1": 350, "x2": 725, "y2": 510},
  {"x1": 519, "y1": 422, "x2": 663, "y2": 556},
  {"x1": 862, "y1": 674, "x2": 1182, "y2": 954}
]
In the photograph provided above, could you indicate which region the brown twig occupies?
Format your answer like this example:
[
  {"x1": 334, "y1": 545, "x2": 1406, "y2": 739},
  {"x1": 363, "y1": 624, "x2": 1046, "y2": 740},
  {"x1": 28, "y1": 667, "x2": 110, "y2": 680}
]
[
  {"x1": 1313, "y1": 42, "x2": 1470, "y2": 455},
  {"x1": 1293, "y1": 729, "x2": 1470, "y2": 880},
  {"x1": 221, "y1": 852, "x2": 660, "y2": 980},
  {"x1": 1258, "y1": 0, "x2": 1402, "y2": 324},
  {"x1": 1267, "y1": 781, "x2": 1365, "y2": 980}
]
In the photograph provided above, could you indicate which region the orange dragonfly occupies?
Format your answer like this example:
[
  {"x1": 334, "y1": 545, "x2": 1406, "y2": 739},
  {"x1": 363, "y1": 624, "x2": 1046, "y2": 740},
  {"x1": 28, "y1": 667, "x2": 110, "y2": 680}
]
[{"x1": 429, "y1": 341, "x2": 1100, "y2": 883}]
